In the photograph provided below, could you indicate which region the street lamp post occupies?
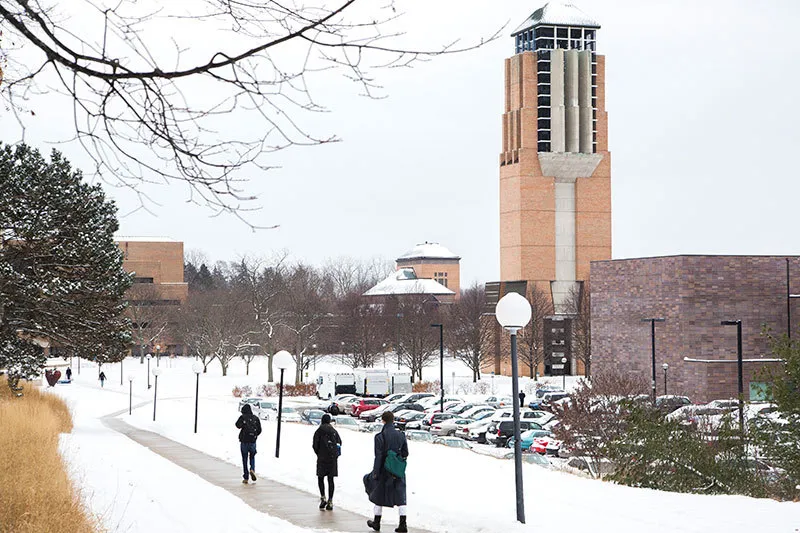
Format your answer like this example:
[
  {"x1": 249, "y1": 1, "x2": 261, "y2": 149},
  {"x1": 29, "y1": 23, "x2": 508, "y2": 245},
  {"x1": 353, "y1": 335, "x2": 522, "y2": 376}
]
[
  {"x1": 273, "y1": 350, "x2": 293, "y2": 458},
  {"x1": 721, "y1": 320, "x2": 745, "y2": 432},
  {"x1": 641, "y1": 318, "x2": 666, "y2": 405},
  {"x1": 152, "y1": 367, "x2": 162, "y2": 421},
  {"x1": 127, "y1": 374, "x2": 134, "y2": 415},
  {"x1": 146, "y1": 354, "x2": 152, "y2": 389},
  {"x1": 431, "y1": 324, "x2": 444, "y2": 412},
  {"x1": 156, "y1": 344, "x2": 161, "y2": 367},
  {"x1": 495, "y1": 292, "x2": 532, "y2": 525},
  {"x1": 662, "y1": 363, "x2": 669, "y2": 395},
  {"x1": 561, "y1": 356, "x2": 568, "y2": 391},
  {"x1": 120, "y1": 356, "x2": 124, "y2": 386},
  {"x1": 192, "y1": 361, "x2": 203, "y2": 433},
  {"x1": 452, "y1": 371, "x2": 456, "y2": 394}
]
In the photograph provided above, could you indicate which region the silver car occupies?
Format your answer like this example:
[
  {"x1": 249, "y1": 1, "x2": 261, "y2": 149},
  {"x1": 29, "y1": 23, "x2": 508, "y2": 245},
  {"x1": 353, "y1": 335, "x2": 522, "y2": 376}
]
[{"x1": 430, "y1": 417, "x2": 473, "y2": 436}]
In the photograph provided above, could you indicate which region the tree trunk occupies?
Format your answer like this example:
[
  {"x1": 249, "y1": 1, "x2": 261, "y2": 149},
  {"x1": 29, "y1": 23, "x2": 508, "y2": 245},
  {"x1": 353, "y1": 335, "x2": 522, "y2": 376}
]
[
  {"x1": 267, "y1": 353, "x2": 274, "y2": 382},
  {"x1": 473, "y1": 369, "x2": 478, "y2": 383},
  {"x1": 246, "y1": 360, "x2": 250, "y2": 376}
]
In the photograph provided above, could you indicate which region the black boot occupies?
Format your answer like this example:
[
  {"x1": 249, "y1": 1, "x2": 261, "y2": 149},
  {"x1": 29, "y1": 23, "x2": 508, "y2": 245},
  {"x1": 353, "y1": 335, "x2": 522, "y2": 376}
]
[
  {"x1": 319, "y1": 497, "x2": 326, "y2": 510},
  {"x1": 325, "y1": 499, "x2": 333, "y2": 511},
  {"x1": 367, "y1": 515, "x2": 381, "y2": 531},
  {"x1": 395, "y1": 515, "x2": 408, "y2": 533}
]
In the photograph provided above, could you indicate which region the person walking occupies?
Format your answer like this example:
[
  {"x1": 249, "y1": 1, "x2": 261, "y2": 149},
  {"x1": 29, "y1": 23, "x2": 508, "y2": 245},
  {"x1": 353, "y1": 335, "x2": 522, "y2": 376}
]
[
  {"x1": 312, "y1": 413, "x2": 341, "y2": 511},
  {"x1": 98, "y1": 371, "x2": 106, "y2": 388},
  {"x1": 328, "y1": 402, "x2": 340, "y2": 416},
  {"x1": 519, "y1": 391, "x2": 526, "y2": 409},
  {"x1": 365, "y1": 410, "x2": 409, "y2": 532},
  {"x1": 66, "y1": 367, "x2": 72, "y2": 381},
  {"x1": 235, "y1": 404, "x2": 262, "y2": 483}
]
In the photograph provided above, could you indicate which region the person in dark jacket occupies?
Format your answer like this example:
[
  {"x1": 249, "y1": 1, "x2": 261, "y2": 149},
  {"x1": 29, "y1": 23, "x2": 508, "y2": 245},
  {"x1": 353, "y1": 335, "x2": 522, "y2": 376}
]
[
  {"x1": 98, "y1": 371, "x2": 106, "y2": 388},
  {"x1": 328, "y1": 402, "x2": 340, "y2": 416},
  {"x1": 235, "y1": 404, "x2": 262, "y2": 483},
  {"x1": 519, "y1": 391, "x2": 526, "y2": 408},
  {"x1": 312, "y1": 413, "x2": 341, "y2": 510},
  {"x1": 365, "y1": 410, "x2": 409, "y2": 532},
  {"x1": 66, "y1": 367, "x2": 72, "y2": 381}
]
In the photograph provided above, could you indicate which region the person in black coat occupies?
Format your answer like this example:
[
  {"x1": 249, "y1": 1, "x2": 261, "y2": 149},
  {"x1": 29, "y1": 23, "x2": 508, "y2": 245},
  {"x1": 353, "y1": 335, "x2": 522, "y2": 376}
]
[
  {"x1": 98, "y1": 371, "x2": 106, "y2": 388},
  {"x1": 365, "y1": 410, "x2": 409, "y2": 532},
  {"x1": 312, "y1": 414, "x2": 341, "y2": 510},
  {"x1": 66, "y1": 367, "x2": 72, "y2": 381},
  {"x1": 235, "y1": 404, "x2": 262, "y2": 484}
]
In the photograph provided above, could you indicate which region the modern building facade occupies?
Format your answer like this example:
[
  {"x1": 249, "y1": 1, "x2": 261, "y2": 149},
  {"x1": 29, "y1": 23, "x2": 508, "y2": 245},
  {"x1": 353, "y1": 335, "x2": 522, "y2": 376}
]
[
  {"x1": 364, "y1": 242, "x2": 459, "y2": 303},
  {"x1": 486, "y1": 2, "x2": 611, "y2": 377},
  {"x1": 591, "y1": 256, "x2": 795, "y2": 403}
]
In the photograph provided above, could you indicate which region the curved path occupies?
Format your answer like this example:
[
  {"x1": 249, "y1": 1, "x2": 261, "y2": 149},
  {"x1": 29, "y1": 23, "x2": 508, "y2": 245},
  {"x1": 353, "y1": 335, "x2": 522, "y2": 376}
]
[{"x1": 102, "y1": 414, "x2": 430, "y2": 533}]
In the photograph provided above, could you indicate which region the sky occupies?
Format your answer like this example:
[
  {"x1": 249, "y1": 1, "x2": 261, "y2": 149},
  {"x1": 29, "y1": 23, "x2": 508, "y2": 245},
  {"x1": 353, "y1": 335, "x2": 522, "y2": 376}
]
[{"x1": 3, "y1": 0, "x2": 800, "y2": 286}]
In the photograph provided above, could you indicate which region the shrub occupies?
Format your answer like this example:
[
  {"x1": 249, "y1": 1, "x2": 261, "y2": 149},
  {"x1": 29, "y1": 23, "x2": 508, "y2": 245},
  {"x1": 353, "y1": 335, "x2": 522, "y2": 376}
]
[
  {"x1": 257, "y1": 384, "x2": 278, "y2": 397},
  {"x1": 232, "y1": 385, "x2": 243, "y2": 398},
  {"x1": 456, "y1": 380, "x2": 490, "y2": 395},
  {"x1": 0, "y1": 381, "x2": 97, "y2": 532},
  {"x1": 412, "y1": 380, "x2": 440, "y2": 393},
  {"x1": 282, "y1": 384, "x2": 316, "y2": 397}
]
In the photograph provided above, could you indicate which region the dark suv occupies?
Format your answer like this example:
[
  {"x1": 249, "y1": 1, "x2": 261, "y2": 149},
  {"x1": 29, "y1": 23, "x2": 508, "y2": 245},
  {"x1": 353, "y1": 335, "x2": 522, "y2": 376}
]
[{"x1": 487, "y1": 420, "x2": 542, "y2": 447}]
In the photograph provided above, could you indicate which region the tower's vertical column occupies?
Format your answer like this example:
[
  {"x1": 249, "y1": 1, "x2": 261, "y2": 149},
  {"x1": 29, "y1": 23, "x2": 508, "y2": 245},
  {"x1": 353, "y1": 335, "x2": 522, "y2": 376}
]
[
  {"x1": 578, "y1": 50, "x2": 593, "y2": 154},
  {"x1": 564, "y1": 49, "x2": 580, "y2": 153},
  {"x1": 551, "y1": 49, "x2": 566, "y2": 153}
]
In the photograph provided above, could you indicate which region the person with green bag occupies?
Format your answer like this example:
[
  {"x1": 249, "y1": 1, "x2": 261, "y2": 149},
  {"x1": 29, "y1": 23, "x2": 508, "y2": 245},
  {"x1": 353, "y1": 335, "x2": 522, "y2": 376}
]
[{"x1": 364, "y1": 410, "x2": 409, "y2": 532}]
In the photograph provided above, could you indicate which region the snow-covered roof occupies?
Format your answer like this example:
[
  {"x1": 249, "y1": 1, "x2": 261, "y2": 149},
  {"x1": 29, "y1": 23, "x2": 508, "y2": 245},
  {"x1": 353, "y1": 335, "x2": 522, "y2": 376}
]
[
  {"x1": 363, "y1": 268, "x2": 455, "y2": 297},
  {"x1": 514, "y1": 2, "x2": 600, "y2": 34},
  {"x1": 396, "y1": 242, "x2": 460, "y2": 262},
  {"x1": 115, "y1": 236, "x2": 177, "y2": 243}
]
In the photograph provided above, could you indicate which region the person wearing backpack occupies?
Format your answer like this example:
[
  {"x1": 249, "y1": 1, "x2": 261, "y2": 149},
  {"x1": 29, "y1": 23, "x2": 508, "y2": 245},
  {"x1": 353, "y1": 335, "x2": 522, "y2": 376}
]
[
  {"x1": 365, "y1": 410, "x2": 409, "y2": 532},
  {"x1": 235, "y1": 404, "x2": 262, "y2": 484},
  {"x1": 312, "y1": 413, "x2": 341, "y2": 510}
]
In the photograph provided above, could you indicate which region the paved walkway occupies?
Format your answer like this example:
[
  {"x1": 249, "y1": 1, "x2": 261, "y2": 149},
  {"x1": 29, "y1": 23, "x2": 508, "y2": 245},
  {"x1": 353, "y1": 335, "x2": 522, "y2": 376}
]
[{"x1": 102, "y1": 415, "x2": 429, "y2": 533}]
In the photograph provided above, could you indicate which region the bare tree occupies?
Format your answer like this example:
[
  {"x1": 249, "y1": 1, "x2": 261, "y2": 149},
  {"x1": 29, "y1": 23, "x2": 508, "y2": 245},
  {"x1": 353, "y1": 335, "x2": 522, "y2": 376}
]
[
  {"x1": 565, "y1": 283, "x2": 591, "y2": 378},
  {"x1": 445, "y1": 283, "x2": 490, "y2": 382},
  {"x1": 391, "y1": 295, "x2": 440, "y2": 382},
  {"x1": 126, "y1": 285, "x2": 176, "y2": 364},
  {"x1": 324, "y1": 256, "x2": 394, "y2": 298},
  {"x1": 337, "y1": 291, "x2": 386, "y2": 368},
  {"x1": 517, "y1": 284, "x2": 553, "y2": 380},
  {"x1": 281, "y1": 262, "x2": 331, "y2": 382},
  {"x1": 0, "y1": 1, "x2": 499, "y2": 218},
  {"x1": 231, "y1": 253, "x2": 288, "y2": 381}
]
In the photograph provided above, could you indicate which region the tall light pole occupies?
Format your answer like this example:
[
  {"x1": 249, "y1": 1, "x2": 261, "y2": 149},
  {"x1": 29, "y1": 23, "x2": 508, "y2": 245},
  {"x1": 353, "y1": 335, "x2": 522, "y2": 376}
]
[
  {"x1": 273, "y1": 350, "x2": 293, "y2": 458},
  {"x1": 192, "y1": 361, "x2": 203, "y2": 433},
  {"x1": 146, "y1": 354, "x2": 152, "y2": 389},
  {"x1": 127, "y1": 374, "x2": 134, "y2": 415},
  {"x1": 561, "y1": 356, "x2": 568, "y2": 391},
  {"x1": 495, "y1": 292, "x2": 532, "y2": 525},
  {"x1": 721, "y1": 320, "x2": 745, "y2": 432},
  {"x1": 662, "y1": 363, "x2": 669, "y2": 395},
  {"x1": 152, "y1": 366, "x2": 162, "y2": 421},
  {"x1": 120, "y1": 356, "x2": 124, "y2": 386},
  {"x1": 641, "y1": 318, "x2": 665, "y2": 405},
  {"x1": 156, "y1": 344, "x2": 161, "y2": 367},
  {"x1": 431, "y1": 324, "x2": 444, "y2": 412}
]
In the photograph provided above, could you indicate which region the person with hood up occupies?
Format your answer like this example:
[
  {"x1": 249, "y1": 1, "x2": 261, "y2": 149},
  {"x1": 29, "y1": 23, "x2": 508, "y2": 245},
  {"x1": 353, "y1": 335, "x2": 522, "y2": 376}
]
[
  {"x1": 235, "y1": 404, "x2": 262, "y2": 483},
  {"x1": 365, "y1": 410, "x2": 409, "y2": 532},
  {"x1": 312, "y1": 413, "x2": 341, "y2": 510}
]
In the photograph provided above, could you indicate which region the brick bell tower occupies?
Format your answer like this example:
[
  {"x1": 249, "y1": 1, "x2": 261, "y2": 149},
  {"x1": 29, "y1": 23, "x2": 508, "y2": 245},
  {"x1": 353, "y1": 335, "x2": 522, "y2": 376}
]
[{"x1": 488, "y1": 2, "x2": 611, "y2": 377}]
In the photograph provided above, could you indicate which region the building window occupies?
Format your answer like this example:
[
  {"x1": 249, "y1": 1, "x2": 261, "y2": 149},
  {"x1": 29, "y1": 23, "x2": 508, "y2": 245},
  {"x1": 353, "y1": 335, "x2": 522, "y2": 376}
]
[
  {"x1": 133, "y1": 277, "x2": 154, "y2": 284},
  {"x1": 434, "y1": 271, "x2": 448, "y2": 288}
]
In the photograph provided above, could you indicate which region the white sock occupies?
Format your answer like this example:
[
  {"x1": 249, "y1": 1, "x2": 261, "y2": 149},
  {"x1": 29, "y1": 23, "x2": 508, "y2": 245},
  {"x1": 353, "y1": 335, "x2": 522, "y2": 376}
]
[
  {"x1": 373, "y1": 505, "x2": 383, "y2": 516},
  {"x1": 398, "y1": 505, "x2": 407, "y2": 516}
]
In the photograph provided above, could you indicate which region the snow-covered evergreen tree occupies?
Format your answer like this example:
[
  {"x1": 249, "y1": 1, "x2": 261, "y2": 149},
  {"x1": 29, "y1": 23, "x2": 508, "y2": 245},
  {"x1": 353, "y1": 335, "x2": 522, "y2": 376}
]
[{"x1": 0, "y1": 143, "x2": 132, "y2": 391}]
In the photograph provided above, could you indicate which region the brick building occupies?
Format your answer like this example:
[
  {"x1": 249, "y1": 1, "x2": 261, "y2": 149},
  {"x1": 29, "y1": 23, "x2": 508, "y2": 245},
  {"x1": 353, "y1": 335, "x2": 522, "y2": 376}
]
[
  {"x1": 116, "y1": 237, "x2": 188, "y2": 355},
  {"x1": 486, "y1": 2, "x2": 611, "y2": 377},
  {"x1": 591, "y1": 256, "x2": 795, "y2": 403},
  {"x1": 364, "y1": 242, "x2": 459, "y2": 303}
]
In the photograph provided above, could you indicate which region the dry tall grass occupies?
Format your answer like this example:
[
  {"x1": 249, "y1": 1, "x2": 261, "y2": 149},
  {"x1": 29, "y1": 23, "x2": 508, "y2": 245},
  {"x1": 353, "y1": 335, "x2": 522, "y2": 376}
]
[{"x1": 0, "y1": 382, "x2": 99, "y2": 533}]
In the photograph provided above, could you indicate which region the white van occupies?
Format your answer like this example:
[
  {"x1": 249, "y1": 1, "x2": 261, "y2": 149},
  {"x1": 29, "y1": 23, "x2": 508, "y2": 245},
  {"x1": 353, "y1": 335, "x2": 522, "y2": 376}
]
[
  {"x1": 316, "y1": 372, "x2": 356, "y2": 399},
  {"x1": 390, "y1": 373, "x2": 412, "y2": 394},
  {"x1": 354, "y1": 368, "x2": 390, "y2": 397}
]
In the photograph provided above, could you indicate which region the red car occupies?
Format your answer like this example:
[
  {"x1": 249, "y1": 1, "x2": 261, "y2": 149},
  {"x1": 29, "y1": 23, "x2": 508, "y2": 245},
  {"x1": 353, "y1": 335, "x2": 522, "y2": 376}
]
[
  {"x1": 350, "y1": 399, "x2": 387, "y2": 417},
  {"x1": 530, "y1": 436, "x2": 561, "y2": 455}
]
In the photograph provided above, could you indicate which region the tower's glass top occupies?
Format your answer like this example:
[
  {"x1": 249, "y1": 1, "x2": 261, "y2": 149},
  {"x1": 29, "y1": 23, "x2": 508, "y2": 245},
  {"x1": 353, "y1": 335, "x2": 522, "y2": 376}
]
[{"x1": 513, "y1": 2, "x2": 599, "y2": 54}]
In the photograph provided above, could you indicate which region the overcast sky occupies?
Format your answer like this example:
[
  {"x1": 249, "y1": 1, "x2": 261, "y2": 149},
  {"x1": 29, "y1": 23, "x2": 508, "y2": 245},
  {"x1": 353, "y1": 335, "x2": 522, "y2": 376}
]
[{"x1": 3, "y1": 0, "x2": 800, "y2": 286}]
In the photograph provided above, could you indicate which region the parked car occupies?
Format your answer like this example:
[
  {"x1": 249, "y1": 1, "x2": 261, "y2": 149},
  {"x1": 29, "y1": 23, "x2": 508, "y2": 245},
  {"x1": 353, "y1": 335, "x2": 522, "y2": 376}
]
[
  {"x1": 384, "y1": 393, "x2": 407, "y2": 403},
  {"x1": 334, "y1": 395, "x2": 360, "y2": 412},
  {"x1": 484, "y1": 396, "x2": 513, "y2": 408},
  {"x1": 447, "y1": 403, "x2": 484, "y2": 415},
  {"x1": 359, "y1": 422, "x2": 383, "y2": 433},
  {"x1": 666, "y1": 405, "x2": 736, "y2": 431},
  {"x1": 491, "y1": 408, "x2": 554, "y2": 425},
  {"x1": 530, "y1": 434, "x2": 562, "y2": 455},
  {"x1": 541, "y1": 392, "x2": 570, "y2": 410},
  {"x1": 460, "y1": 418, "x2": 494, "y2": 443},
  {"x1": 255, "y1": 400, "x2": 278, "y2": 420},
  {"x1": 706, "y1": 398, "x2": 739, "y2": 410},
  {"x1": 396, "y1": 411, "x2": 425, "y2": 430},
  {"x1": 486, "y1": 420, "x2": 542, "y2": 447},
  {"x1": 421, "y1": 411, "x2": 457, "y2": 431},
  {"x1": 433, "y1": 436, "x2": 473, "y2": 449},
  {"x1": 528, "y1": 388, "x2": 562, "y2": 409},
  {"x1": 430, "y1": 418, "x2": 473, "y2": 437},
  {"x1": 423, "y1": 400, "x2": 463, "y2": 413},
  {"x1": 277, "y1": 406, "x2": 302, "y2": 423},
  {"x1": 300, "y1": 408, "x2": 327, "y2": 425},
  {"x1": 359, "y1": 403, "x2": 393, "y2": 422},
  {"x1": 394, "y1": 393, "x2": 436, "y2": 404},
  {"x1": 523, "y1": 453, "x2": 551, "y2": 467},
  {"x1": 350, "y1": 398, "x2": 388, "y2": 417},
  {"x1": 238, "y1": 397, "x2": 262, "y2": 412},
  {"x1": 405, "y1": 430, "x2": 434, "y2": 443},
  {"x1": 332, "y1": 415, "x2": 360, "y2": 430},
  {"x1": 507, "y1": 429, "x2": 553, "y2": 450},
  {"x1": 460, "y1": 405, "x2": 496, "y2": 419},
  {"x1": 655, "y1": 395, "x2": 692, "y2": 414}
]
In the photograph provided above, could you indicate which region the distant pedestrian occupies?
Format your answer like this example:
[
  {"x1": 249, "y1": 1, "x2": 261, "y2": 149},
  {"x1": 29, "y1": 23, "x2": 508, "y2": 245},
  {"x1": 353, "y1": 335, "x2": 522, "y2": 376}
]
[
  {"x1": 98, "y1": 371, "x2": 106, "y2": 388},
  {"x1": 328, "y1": 402, "x2": 340, "y2": 416},
  {"x1": 235, "y1": 404, "x2": 262, "y2": 484},
  {"x1": 66, "y1": 367, "x2": 72, "y2": 381},
  {"x1": 364, "y1": 410, "x2": 409, "y2": 533},
  {"x1": 519, "y1": 391, "x2": 526, "y2": 408},
  {"x1": 312, "y1": 414, "x2": 341, "y2": 511}
]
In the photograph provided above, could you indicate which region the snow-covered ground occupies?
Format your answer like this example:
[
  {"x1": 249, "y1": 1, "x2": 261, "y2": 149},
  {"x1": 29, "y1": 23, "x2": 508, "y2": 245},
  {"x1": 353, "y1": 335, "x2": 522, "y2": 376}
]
[{"x1": 54, "y1": 356, "x2": 799, "y2": 533}]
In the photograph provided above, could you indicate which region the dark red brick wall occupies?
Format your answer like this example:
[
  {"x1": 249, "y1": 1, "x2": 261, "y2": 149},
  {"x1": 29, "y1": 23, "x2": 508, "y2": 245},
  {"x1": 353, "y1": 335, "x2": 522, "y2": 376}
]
[{"x1": 591, "y1": 256, "x2": 795, "y2": 403}]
